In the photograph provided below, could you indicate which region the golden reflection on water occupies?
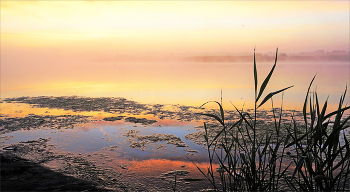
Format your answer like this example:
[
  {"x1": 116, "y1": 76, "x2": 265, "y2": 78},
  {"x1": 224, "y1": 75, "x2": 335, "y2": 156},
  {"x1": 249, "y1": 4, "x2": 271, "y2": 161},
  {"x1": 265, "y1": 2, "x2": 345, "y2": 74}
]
[
  {"x1": 88, "y1": 152, "x2": 218, "y2": 190},
  {"x1": 0, "y1": 101, "x2": 202, "y2": 129},
  {"x1": 105, "y1": 158, "x2": 216, "y2": 177},
  {"x1": 2, "y1": 62, "x2": 348, "y2": 111},
  {"x1": 0, "y1": 102, "x2": 111, "y2": 118},
  {"x1": 1, "y1": 92, "x2": 349, "y2": 191}
]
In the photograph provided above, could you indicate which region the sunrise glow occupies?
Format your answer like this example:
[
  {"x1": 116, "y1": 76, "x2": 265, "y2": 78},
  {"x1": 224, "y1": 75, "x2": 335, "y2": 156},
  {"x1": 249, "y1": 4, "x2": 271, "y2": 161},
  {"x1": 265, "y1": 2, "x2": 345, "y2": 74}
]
[
  {"x1": 1, "y1": 3, "x2": 350, "y2": 191},
  {"x1": 1, "y1": 1, "x2": 349, "y2": 109},
  {"x1": 2, "y1": 1, "x2": 349, "y2": 52}
]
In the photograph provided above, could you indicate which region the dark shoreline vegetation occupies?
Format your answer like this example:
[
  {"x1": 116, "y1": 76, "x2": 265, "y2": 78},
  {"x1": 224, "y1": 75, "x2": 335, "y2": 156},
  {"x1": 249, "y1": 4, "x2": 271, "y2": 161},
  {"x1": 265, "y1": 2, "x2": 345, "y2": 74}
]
[
  {"x1": 0, "y1": 50, "x2": 349, "y2": 191},
  {"x1": 194, "y1": 49, "x2": 350, "y2": 191}
]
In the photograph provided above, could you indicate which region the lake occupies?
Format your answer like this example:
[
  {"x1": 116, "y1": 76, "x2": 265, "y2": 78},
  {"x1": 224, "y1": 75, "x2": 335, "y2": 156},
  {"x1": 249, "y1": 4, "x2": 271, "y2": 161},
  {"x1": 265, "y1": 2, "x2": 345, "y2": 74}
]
[
  {"x1": 1, "y1": 61, "x2": 349, "y2": 191},
  {"x1": 2, "y1": 61, "x2": 349, "y2": 111}
]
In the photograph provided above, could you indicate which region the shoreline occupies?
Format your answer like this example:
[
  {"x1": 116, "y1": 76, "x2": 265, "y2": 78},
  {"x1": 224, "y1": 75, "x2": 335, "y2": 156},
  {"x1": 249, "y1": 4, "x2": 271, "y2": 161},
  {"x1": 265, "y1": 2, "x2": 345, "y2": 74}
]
[{"x1": 1, "y1": 96, "x2": 348, "y2": 191}]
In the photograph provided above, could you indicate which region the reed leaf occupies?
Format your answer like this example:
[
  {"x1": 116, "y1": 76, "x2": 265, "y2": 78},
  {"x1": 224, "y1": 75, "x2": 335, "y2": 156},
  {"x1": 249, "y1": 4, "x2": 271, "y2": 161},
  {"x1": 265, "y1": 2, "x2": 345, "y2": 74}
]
[
  {"x1": 256, "y1": 48, "x2": 278, "y2": 102},
  {"x1": 203, "y1": 123, "x2": 209, "y2": 143},
  {"x1": 339, "y1": 115, "x2": 350, "y2": 130},
  {"x1": 285, "y1": 125, "x2": 306, "y2": 155},
  {"x1": 285, "y1": 129, "x2": 314, "y2": 148},
  {"x1": 284, "y1": 133, "x2": 291, "y2": 146},
  {"x1": 310, "y1": 95, "x2": 316, "y2": 129},
  {"x1": 344, "y1": 131, "x2": 350, "y2": 152},
  {"x1": 198, "y1": 101, "x2": 225, "y2": 125},
  {"x1": 271, "y1": 142, "x2": 281, "y2": 163},
  {"x1": 261, "y1": 134, "x2": 272, "y2": 155},
  {"x1": 322, "y1": 124, "x2": 349, "y2": 152},
  {"x1": 195, "y1": 48, "x2": 349, "y2": 191},
  {"x1": 325, "y1": 145, "x2": 349, "y2": 171},
  {"x1": 251, "y1": 143, "x2": 256, "y2": 178},
  {"x1": 257, "y1": 85, "x2": 294, "y2": 108},
  {"x1": 323, "y1": 106, "x2": 350, "y2": 121},
  {"x1": 231, "y1": 102, "x2": 253, "y2": 128},
  {"x1": 292, "y1": 156, "x2": 307, "y2": 178},
  {"x1": 215, "y1": 152, "x2": 235, "y2": 178},
  {"x1": 303, "y1": 74, "x2": 317, "y2": 125},
  {"x1": 197, "y1": 113, "x2": 224, "y2": 127},
  {"x1": 186, "y1": 156, "x2": 218, "y2": 191},
  {"x1": 254, "y1": 48, "x2": 258, "y2": 98},
  {"x1": 315, "y1": 98, "x2": 328, "y2": 145},
  {"x1": 304, "y1": 157, "x2": 315, "y2": 177},
  {"x1": 209, "y1": 118, "x2": 244, "y2": 147}
]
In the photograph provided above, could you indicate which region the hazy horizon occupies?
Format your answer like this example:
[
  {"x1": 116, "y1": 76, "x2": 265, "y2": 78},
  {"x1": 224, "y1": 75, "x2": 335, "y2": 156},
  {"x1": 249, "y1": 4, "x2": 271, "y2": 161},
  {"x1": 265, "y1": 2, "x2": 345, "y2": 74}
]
[
  {"x1": 1, "y1": 3, "x2": 350, "y2": 192},
  {"x1": 1, "y1": 1, "x2": 349, "y2": 109}
]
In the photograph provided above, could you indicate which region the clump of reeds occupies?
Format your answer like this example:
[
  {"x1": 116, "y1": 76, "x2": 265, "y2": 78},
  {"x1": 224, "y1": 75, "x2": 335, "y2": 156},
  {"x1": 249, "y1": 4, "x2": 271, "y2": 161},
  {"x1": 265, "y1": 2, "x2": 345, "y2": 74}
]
[
  {"x1": 284, "y1": 77, "x2": 350, "y2": 191},
  {"x1": 194, "y1": 48, "x2": 350, "y2": 191}
]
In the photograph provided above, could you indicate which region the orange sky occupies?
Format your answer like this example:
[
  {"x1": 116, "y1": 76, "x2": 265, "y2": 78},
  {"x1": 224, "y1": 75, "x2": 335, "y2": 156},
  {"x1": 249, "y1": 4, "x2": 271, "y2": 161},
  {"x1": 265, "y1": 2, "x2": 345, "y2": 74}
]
[
  {"x1": 1, "y1": 1, "x2": 349, "y2": 54},
  {"x1": 1, "y1": 1, "x2": 349, "y2": 109}
]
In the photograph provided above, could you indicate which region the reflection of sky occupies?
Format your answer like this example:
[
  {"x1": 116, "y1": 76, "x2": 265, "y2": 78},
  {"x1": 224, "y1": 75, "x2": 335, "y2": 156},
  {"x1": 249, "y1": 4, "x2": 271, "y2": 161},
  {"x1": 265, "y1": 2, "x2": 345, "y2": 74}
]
[
  {"x1": 2, "y1": 62, "x2": 348, "y2": 111},
  {"x1": 0, "y1": 121, "x2": 207, "y2": 162},
  {"x1": 0, "y1": 117, "x2": 217, "y2": 190},
  {"x1": 0, "y1": 119, "x2": 217, "y2": 191},
  {"x1": 1, "y1": 99, "x2": 349, "y2": 191}
]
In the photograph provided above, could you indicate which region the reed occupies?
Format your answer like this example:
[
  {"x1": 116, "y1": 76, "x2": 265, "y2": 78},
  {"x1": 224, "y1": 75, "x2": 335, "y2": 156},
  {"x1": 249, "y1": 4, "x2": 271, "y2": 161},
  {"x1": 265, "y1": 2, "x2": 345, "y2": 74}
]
[
  {"x1": 284, "y1": 77, "x2": 350, "y2": 191},
  {"x1": 194, "y1": 49, "x2": 350, "y2": 191}
]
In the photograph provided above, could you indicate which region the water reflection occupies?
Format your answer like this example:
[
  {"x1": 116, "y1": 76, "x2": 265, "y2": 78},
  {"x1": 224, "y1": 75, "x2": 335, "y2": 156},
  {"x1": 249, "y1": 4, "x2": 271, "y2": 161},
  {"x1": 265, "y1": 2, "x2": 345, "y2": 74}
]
[
  {"x1": 1, "y1": 93, "x2": 349, "y2": 191},
  {"x1": 0, "y1": 102, "x2": 112, "y2": 118},
  {"x1": 1, "y1": 121, "x2": 206, "y2": 156},
  {"x1": 0, "y1": 102, "x2": 218, "y2": 191},
  {"x1": 93, "y1": 157, "x2": 217, "y2": 191},
  {"x1": 2, "y1": 62, "x2": 349, "y2": 111}
]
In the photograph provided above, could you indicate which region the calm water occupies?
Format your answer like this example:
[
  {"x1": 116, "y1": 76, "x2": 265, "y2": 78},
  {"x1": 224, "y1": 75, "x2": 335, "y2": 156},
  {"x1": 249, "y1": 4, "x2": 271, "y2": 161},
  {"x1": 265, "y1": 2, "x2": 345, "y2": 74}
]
[
  {"x1": 1, "y1": 61, "x2": 349, "y2": 190},
  {"x1": 1, "y1": 100, "x2": 349, "y2": 191},
  {"x1": 1, "y1": 120, "x2": 206, "y2": 160},
  {"x1": 0, "y1": 102, "x2": 215, "y2": 191},
  {"x1": 2, "y1": 61, "x2": 349, "y2": 110}
]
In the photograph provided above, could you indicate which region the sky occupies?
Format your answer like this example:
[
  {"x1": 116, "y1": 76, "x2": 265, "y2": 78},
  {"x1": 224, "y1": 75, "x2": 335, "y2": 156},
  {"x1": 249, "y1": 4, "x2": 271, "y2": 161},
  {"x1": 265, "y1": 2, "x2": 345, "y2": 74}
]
[
  {"x1": 1, "y1": 1, "x2": 349, "y2": 108},
  {"x1": 1, "y1": 1, "x2": 349, "y2": 54}
]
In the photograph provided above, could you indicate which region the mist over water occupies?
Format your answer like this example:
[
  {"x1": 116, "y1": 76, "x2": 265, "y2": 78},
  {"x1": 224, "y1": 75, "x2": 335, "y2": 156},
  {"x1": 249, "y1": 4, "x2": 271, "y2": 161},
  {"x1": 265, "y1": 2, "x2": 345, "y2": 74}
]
[
  {"x1": 1, "y1": 2, "x2": 349, "y2": 191},
  {"x1": 2, "y1": 61, "x2": 348, "y2": 111}
]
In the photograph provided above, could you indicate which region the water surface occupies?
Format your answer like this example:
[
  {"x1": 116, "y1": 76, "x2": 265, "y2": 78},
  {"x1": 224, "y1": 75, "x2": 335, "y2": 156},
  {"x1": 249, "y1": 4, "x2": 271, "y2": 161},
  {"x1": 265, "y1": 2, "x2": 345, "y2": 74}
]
[{"x1": 2, "y1": 61, "x2": 349, "y2": 111}]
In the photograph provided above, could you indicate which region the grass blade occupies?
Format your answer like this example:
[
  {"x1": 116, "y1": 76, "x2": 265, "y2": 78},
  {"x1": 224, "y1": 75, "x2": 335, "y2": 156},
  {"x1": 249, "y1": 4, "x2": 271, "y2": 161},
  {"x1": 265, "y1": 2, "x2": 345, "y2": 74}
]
[
  {"x1": 303, "y1": 75, "x2": 317, "y2": 126},
  {"x1": 231, "y1": 102, "x2": 253, "y2": 128},
  {"x1": 256, "y1": 48, "x2": 278, "y2": 102},
  {"x1": 292, "y1": 156, "x2": 307, "y2": 178},
  {"x1": 198, "y1": 101, "x2": 225, "y2": 125},
  {"x1": 323, "y1": 106, "x2": 350, "y2": 121},
  {"x1": 197, "y1": 113, "x2": 224, "y2": 127},
  {"x1": 254, "y1": 48, "x2": 258, "y2": 98},
  {"x1": 186, "y1": 156, "x2": 219, "y2": 191},
  {"x1": 257, "y1": 85, "x2": 294, "y2": 108}
]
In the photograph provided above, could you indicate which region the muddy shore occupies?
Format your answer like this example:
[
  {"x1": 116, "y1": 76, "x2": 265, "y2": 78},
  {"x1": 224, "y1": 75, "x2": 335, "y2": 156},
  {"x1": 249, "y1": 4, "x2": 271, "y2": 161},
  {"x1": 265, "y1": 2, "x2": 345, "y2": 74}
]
[
  {"x1": 1, "y1": 96, "x2": 321, "y2": 191},
  {"x1": 0, "y1": 137, "x2": 145, "y2": 191},
  {"x1": 0, "y1": 96, "x2": 219, "y2": 191}
]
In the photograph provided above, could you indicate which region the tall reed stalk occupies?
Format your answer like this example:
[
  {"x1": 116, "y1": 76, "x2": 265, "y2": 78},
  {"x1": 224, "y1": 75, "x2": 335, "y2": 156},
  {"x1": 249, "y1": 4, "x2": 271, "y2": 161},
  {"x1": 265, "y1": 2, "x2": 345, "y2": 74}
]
[
  {"x1": 284, "y1": 77, "x2": 350, "y2": 191},
  {"x1": 193, "y1": 48, "x2": 350, "y2": 191}
]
